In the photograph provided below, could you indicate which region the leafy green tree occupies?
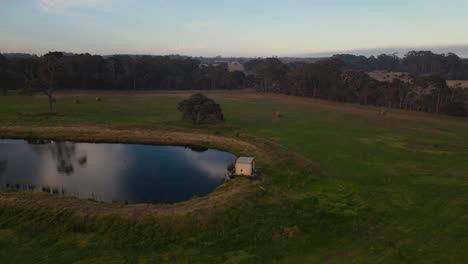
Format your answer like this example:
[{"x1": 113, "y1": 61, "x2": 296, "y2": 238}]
[{"x1": 178, "y1": 93, "x2": 224, "y2": 124}]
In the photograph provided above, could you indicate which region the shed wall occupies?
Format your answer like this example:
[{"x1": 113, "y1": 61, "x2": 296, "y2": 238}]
[{"x1": 236, "y1": 163, "x2": 252, "y2": 176}]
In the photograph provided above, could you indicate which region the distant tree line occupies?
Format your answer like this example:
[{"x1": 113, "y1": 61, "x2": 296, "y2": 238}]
[
  {"x1": 0, "y1": 52, "x2": 249, "y2": 94},
  {"x1": 252, "y1": 58, "x2": 467, "y2": 116},
  {"x1": 1, "y1": 51, "x2": 467, "y2": 116},
  {"x1": 333, "y1": 51, "x2": 468, "y2": 80}
]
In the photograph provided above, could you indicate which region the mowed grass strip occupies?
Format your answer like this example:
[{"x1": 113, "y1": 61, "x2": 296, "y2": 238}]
[{"x1": 0, "y1": 90, "x2": 468, "y2": 263}]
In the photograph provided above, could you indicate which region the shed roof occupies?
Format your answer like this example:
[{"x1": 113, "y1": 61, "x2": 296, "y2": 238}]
[{"x1": 236, "y1": 157, "x2": 255, "y2": 164}]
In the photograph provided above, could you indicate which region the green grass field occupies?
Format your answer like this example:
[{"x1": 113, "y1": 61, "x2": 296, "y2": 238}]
[{"x1": 1, "y1": 90, "x2": 468, "y2": 263}]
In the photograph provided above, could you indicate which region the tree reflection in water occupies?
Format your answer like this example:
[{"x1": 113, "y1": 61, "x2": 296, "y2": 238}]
[
  {"x1": 2, "y1": 139, "x2": 236, "y2": 203},
  {"x1": 27, "y1": 140, "x2": 87, "y2": 175},
  {"x1": 187, "y1": 146, "x2": 209, "y2": 153},
  {"x1": 0, "y1": 159, "x2": 6, "y2": 178},
  {"x1": 50, "y1": 142, "x2": 76, "y2": 175}
]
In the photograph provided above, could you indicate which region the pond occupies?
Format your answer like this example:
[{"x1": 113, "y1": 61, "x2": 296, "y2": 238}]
[{"x1": 0, "y1": 139, "x2": 237, "y2": 204}]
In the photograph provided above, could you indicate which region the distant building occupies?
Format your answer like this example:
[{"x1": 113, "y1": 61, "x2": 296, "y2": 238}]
[
  {"x1": 235, "y1": 157, "x2": 255, "y2": 176},
  {"x1": 228, "y1": 61, "x2": 245, "y2": 72}
]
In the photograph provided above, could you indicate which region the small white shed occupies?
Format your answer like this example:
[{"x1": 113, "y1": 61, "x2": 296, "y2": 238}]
[{"x1": 235, "y1": 157, "x2": 255, "y2": 176}]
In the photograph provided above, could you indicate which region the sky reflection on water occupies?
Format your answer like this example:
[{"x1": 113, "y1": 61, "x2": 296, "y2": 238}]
[{"x1": 0, "y1": 139, "x2": 236, "y2": 204}]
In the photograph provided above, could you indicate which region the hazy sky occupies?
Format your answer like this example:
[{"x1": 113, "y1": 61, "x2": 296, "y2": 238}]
[{"x1": 1, "y1": 0, "x2": 468, "y2": 57}]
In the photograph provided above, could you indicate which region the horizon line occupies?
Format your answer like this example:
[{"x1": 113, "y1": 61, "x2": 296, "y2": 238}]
[{"x1": 2, "y1": 44, "x2": 468, "y2": 59}]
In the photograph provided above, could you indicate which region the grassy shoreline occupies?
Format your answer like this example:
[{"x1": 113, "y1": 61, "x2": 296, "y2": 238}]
[
  {"x1": 0, "y1": 125, "x2": 267, "y2": 218},
  {"x1": 1, "y1": 91, "x2": 468, "y2": 263}
]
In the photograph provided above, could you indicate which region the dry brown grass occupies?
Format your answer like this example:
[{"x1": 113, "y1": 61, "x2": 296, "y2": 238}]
[
  {"x1": 447, "y1": 80, "x2": 468, "y2": 89},
  {"x1": 367, "y1": 71, "x2": 468, "y2": 90},
  {"x1": 0, "y1": 124, "x2": 257, "y2": 152},
  {"x1": 367, "y1": 71, "x2": 412, "y2": 83}
]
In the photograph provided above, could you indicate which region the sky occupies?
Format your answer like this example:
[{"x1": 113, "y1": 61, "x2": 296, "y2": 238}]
[{"x1": 1, "y1": 0, "x2": 468, "y2": 57}]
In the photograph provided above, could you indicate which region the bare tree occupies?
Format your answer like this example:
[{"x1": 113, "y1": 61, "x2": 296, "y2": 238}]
[{"x1": 38, "y1": 52, "x2": 64, "y2": 112}]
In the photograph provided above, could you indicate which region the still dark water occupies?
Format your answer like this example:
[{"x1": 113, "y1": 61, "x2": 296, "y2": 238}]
[{"x1": 0, "y1": 139, "x2": 236, "y2": 204}]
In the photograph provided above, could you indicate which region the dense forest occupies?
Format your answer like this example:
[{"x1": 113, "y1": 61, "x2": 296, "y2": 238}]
[
  {"x1": 0, "y1": 52, "x2": 250, "y2": 94},
  {"x1": 252, "y1": 58, "x2": 467, "y2": 116},
  {"x1": 333, "y1": 51, "x2": 468, "y2": 79},
  {"x1": 0, "y1": 51, "x2": 467, "y2": 116}
]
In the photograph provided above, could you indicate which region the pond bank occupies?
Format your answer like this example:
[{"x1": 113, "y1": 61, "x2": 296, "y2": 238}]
[{"x1": 0, "y1": 125, "x2": 263, "y2": 218}]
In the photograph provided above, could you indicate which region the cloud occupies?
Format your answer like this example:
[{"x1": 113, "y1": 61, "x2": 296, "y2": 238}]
[
  {"x1": 39, "y1": 0, "x2": 109, "y2": 12},
  {"x1": 182, "y1": 149, "x2": 235, "y2": 179}
]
